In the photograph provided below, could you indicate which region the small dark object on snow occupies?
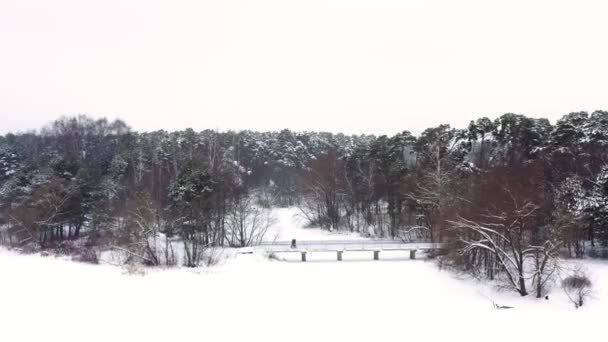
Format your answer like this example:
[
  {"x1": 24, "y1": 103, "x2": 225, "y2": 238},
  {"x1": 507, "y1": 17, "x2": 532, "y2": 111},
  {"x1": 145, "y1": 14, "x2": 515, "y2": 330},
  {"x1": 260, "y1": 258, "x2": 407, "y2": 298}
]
[
  {"x1": 291, "y1": 239, "x2": 297, "y2": 249},
  {"x1": 545, "y1": 296, "x2": 549, "y2": 300},
  {"x1": 493, "y1": 303, "x2": 514, "y2": 310}
]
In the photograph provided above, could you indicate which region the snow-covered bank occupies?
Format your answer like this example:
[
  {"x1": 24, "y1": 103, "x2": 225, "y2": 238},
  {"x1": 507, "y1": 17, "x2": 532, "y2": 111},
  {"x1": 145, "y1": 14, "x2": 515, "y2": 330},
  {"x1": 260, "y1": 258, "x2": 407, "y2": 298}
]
[{"x1": 0, "y1": 247, "x2": 606, "y2": 342}]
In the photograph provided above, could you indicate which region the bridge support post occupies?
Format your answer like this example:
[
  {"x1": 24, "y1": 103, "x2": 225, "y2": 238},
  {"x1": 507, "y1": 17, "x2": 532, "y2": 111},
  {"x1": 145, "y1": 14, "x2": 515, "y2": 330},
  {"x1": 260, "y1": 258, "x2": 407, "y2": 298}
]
[
  {"x1": 410, "y1": 250, "x2": 417, "y2": 260},
  {"x1": 373, "y1": 250, "x2": 380, "y2": 260},
  {"x1": 301, "y1": 251, "x2": 307, "y2": 262},
  {"x1": 337, "y1": 251, "x2": 343, "y2": 261}
]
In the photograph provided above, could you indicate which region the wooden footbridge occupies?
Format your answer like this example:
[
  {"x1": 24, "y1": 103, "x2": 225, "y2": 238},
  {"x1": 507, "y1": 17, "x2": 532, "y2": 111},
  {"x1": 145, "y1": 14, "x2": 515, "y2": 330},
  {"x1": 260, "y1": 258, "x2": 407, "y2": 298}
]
[{"x1": 251, "y1": 240, "x2": 444, "y2": 261}]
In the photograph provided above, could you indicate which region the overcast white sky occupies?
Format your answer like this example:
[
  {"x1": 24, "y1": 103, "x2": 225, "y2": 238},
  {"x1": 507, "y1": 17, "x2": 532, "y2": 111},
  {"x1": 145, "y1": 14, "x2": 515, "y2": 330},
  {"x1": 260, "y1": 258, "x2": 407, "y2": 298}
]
[{"x1": 1, "y1": 0, "x2": 607, "y2": 135}]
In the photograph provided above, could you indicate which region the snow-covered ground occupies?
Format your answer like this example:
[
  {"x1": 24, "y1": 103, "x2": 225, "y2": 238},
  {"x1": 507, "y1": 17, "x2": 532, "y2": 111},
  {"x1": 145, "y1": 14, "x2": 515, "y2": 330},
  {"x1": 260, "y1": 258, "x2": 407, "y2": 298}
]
[
  {"x1": 264, "y1": 207, "x2": 368, "y2": 241},
  {"x1": 0, "y1": 208, "x2": 606, "y2": 342}
]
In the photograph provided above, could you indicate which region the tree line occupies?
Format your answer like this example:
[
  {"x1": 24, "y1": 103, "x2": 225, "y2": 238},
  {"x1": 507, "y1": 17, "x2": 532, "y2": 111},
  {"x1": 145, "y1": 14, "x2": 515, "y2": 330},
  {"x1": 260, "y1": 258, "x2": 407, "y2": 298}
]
[{"x1": 0, "y1": 112, "x2": 607, "y2": 278}]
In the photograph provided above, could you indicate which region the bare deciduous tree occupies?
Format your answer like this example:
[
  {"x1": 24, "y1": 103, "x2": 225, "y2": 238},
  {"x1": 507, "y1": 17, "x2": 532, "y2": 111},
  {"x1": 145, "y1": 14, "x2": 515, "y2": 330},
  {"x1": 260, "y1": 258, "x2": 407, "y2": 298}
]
[
  {"x1": 299, "y1": 150, "x2": 346, "y2": 230},
  {"x1": 226, "y1": 193, "x2": 275, "y2": 247},
  {"x1": 449, "y1": 199, "x2": 560, "y2": 297},
  {"x1": 9, "y1": 177, "x2": 75, "y2": 247}
]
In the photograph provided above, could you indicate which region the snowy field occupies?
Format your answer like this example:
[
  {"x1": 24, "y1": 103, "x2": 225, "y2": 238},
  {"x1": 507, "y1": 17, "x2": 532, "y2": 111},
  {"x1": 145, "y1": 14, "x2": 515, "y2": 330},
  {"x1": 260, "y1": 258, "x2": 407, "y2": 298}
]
[
  {"x1": 1, "y1": 208, "x2": 607, "y2": 342},
  {"x1": 264, "y1": 207, "x2": 368, "y2": 241}
]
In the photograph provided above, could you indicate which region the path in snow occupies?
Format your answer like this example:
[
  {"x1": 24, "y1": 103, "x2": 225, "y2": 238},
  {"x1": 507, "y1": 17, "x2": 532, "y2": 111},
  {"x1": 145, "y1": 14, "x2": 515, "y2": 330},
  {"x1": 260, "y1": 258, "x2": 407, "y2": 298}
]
[{"x1": 264, "y1": 207, "x2": 368, "y2": 242}]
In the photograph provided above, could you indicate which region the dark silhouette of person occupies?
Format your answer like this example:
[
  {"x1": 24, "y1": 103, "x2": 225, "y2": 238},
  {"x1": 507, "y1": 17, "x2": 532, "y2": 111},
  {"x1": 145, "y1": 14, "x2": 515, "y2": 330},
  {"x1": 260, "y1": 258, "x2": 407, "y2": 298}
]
[{"x1": 291, "y1": 239, "x2": 297, "y2": 249}]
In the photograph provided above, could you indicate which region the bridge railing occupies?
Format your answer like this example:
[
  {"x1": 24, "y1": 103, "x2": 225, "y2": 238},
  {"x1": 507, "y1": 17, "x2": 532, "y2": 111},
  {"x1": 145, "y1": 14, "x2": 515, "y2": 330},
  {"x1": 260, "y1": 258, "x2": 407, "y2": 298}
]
[{"x1": 253, "y1": 240, "x2": 442, "y2": 251}]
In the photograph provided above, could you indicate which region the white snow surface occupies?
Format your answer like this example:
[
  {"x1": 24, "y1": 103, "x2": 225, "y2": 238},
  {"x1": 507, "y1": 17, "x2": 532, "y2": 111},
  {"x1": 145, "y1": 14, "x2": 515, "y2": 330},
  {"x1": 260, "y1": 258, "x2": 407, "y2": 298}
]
[
  {"x1": 264, "y1": 207, "x2": 368, "y2": 241},
  {"x1": 0, "y1": 207, "x2": 606, "y2": 341}
]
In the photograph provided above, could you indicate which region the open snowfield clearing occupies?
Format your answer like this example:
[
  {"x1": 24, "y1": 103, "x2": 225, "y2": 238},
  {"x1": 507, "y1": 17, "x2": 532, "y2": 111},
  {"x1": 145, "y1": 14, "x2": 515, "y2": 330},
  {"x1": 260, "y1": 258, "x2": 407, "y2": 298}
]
[
  {"x1": 264, "y1": 207, "x2": 369, "y2": 241},
  {"x1": 1, "y1": 247, "x2": 606, "y2": 342}
]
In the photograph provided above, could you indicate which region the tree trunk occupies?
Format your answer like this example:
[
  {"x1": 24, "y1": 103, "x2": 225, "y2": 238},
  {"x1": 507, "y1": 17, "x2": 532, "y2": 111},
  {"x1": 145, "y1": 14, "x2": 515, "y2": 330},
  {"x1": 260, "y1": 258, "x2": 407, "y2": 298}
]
[{"x1": 518, "y1": 275, "x2": 528, "y2": 296}]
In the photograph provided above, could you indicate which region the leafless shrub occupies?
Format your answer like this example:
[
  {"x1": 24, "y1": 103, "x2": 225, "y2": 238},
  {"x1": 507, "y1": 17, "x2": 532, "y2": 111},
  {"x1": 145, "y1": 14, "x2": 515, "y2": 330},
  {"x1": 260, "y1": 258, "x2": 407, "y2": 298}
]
[
  {"x1": 72, "y1": 248, "x2": 99, "y2": 264},
  {"x1": 202, "y1": 247, "x2": 224, "y2": 267},
  {"x1": 123, "y1": 261, "x2": 146, "y2": 276},
  {"x1": 46, "y1": 240, "x2": 99, "y2": 264},
  {"x1": 562, "y1": 267, "x2": 592, "y2": 308}
]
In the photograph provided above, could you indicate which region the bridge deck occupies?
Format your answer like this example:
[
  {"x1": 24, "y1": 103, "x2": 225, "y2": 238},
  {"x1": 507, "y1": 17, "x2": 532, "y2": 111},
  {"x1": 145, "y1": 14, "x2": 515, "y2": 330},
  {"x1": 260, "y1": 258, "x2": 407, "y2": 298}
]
[
  {"x1": 250, "y1": 240, "x2": 443, "y2": 261},
  {"x1": 253, "y1": 240, "x2": 441, "y2": 252}
]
